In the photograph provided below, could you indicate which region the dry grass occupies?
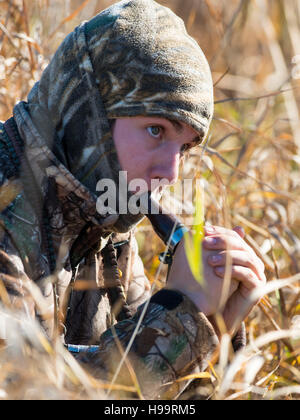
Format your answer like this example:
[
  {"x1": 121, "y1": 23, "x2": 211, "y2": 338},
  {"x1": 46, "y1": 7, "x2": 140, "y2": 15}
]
[{"x1": 1, "y1": 0, "x2": 300, "y2": 400}]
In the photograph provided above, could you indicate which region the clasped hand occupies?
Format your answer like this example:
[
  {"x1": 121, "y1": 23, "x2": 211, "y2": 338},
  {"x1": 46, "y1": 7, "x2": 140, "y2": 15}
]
[{"x1": 167, "y1": 225, "x2": 266, "y2": 335}]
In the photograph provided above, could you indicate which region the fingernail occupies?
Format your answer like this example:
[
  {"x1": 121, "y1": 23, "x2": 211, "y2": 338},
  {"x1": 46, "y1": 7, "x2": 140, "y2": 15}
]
[
  {"x1": 204, "y1": 237, "x2": 217, "y2": 246},
  {"x1": 234, "y1": 226, "x2": 245, "y2": 238},
  {"x1": 210, "y1": 254, "x2": 222, "y2": 263},
  {"x1": 215, "y1": 266, "x2": 224, "y2": 273},
  {"x1": 205, "y1": 225, "x2": 215, "y2": 234}
]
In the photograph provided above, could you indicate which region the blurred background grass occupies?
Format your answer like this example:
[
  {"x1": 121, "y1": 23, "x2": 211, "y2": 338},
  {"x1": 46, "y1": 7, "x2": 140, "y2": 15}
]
[{"x1": 1, "y1": 0, "x2": 300, "y2": 400}]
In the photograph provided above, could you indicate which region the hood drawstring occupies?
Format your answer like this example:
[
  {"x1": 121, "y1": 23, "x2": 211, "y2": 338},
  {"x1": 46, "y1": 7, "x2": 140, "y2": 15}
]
[{"x1": 101, "y1": 237, "x2": 132, "y2": 322}]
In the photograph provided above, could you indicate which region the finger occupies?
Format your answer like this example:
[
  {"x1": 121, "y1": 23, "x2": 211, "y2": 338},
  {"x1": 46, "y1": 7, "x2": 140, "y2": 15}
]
[
  {"x1": 214, "y1": 265, "x2": 263, "y2": 297},
  {"x1": 207, "y1": 250, "x2": 265, "y2": 282},
  {"x1": 228, "y1": 277, "x2": 240, "y2": 297},
  {"x1": 205, "y1": 225, "x2": 244, "y2": 237},
  {"x1": 204, "y1": 224, "x2": 217, "y2": 235},
  {"x1": 203, "y1": 231, "x2": 254, "y2": 255},
  {"x1": 205, "y1": 225, "x2": 231, "y2": 236},
  {"x1": 203, "y1": 228, "x2": 263, "y2": 271},
  {"x1": 233, "y1": 226, "x2": 245, "y2": 239}
]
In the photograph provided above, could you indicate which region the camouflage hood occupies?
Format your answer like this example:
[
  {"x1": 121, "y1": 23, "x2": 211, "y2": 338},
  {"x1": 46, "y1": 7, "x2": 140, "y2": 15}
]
[{"x1": 13, "y1": 0, "x2": 214, "y2": 234}]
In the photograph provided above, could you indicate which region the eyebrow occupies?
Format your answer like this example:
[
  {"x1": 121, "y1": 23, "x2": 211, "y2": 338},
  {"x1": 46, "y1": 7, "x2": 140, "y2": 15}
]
[
  {"x1": 166, "y1": 118, "x2": 200, "y2": 144},
  {"x1": 166, "y1": 118, "x2": 184, "y2": 133}
]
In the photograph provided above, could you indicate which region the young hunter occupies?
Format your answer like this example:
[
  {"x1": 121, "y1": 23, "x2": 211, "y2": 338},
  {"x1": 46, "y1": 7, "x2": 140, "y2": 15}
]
[{"x1": 0, "y1": 0, "x2": 266, "y2": 399}]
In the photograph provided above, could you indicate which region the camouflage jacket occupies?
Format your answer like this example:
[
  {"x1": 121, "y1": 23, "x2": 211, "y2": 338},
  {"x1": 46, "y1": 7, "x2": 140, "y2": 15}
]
[
  {"x1": 0, "y1": 0, "x2": 218, "y2": 399},
  {"x1": 0, "y1": 119, "x2": 218, "y2": 399}
]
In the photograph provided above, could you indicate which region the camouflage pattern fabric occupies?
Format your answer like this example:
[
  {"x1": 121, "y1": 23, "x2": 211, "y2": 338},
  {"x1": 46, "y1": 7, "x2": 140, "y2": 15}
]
[
  {"x1": 0, "y1": 0, "x2": 217, "y2": 399},
  {"x1": 80, "y1": 290, "x2": 218, "y2": 399}
]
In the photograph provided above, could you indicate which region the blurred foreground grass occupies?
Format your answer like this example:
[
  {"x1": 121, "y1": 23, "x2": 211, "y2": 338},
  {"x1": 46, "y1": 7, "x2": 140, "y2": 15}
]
[{"x1": 1, "y1": 0, "x2": 300, "y2": 400}]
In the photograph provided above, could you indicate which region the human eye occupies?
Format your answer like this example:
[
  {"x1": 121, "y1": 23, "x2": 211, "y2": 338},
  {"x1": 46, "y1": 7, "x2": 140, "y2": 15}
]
[{"x1": 147, "y1": 125, "x2": 163, "y2": 139}]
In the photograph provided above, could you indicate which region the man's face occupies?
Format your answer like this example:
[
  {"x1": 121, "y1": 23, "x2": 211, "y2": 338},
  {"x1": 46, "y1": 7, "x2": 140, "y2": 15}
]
[{"x1": 112, "y1": 116, "x2": 199, "y2": 192}]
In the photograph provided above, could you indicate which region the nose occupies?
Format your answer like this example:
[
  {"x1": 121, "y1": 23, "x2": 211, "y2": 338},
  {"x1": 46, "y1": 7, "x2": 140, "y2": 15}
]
[{"x1": 150, "y1": 145, "x2": 180, "y2": 185}]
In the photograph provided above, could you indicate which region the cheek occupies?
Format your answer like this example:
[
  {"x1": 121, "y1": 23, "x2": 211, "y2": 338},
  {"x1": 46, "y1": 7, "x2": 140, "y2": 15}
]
[
  {"x1": 127, "y1": 152, "x2": 151, "y2": 183},
  {"x1": 114, "y1": 134, "x2": 151, "y2": 181}
]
